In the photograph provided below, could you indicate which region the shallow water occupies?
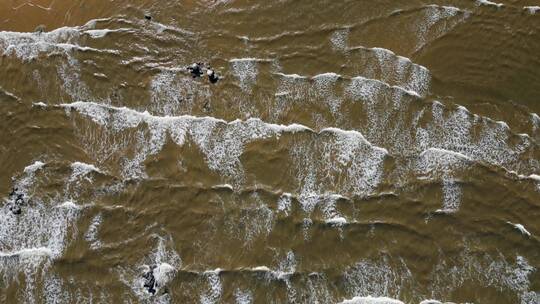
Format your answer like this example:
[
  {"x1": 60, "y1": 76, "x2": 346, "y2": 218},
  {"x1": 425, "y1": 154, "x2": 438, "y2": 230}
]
[{"x1": 0, "y1": 1, "x2": 540, "y2": 303}]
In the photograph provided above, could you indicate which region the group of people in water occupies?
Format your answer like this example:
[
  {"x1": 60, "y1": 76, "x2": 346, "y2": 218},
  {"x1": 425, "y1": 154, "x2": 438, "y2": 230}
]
[
  {"x1": 187, "y1": 62, "x2": 219, "y2": 83},
  {"x1": 143, "y1": 265, "x2": 158, "y2": 295},
  {"x1": 142, "y1": 264, "x2": 170, "y2": 296},
  {"x1": 6, "y1": 187, "x2": 25, "y2": 215}
]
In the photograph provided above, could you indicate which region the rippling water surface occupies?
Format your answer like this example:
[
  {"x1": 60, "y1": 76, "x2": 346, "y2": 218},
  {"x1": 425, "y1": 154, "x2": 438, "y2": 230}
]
[{"x1": 1, "y1": 1, "x2": 540, "y2": 303}]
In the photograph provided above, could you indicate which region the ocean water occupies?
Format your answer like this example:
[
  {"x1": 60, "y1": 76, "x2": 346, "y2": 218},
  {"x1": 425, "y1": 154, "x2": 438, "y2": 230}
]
[{"x1": 0, "y1": 0, "x2": 540, "y2": 303}]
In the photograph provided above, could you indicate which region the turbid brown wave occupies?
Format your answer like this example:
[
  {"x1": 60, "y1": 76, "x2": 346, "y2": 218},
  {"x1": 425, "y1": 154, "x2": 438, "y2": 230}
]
[{"x1": 1, "y1": 0, "x2": 540, "y2": 303}]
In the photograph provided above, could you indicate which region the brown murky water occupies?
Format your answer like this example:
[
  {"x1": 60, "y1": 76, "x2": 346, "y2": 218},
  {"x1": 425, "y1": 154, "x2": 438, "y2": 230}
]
[{"x1": 1, "y1": 1, "x2": 540, "y2": 303}]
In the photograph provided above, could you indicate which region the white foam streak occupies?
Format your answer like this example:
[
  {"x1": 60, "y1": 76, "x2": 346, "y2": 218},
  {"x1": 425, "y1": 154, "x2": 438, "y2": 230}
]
[
  {"x1": 339, "y1": 296, "x2": 404, "y2": 304},
  {"x1": 348, "y1": 75, "x2": 421, "y2": 99},
  {"x1": 154, "y1": 263, "x2": 176, "y2": 287},
  {"x1": 330, "y1": 29, "x2": 349, "y2": 51},
  {"x1": 234, "y1": 289, "x2": 253, "y2": 304},
  {"x1": 326, "y1": 217, "x2": 347, "y2": 226},
  {"x1": 70, "y1": 161, "x2": 101, "y2": 180},
  {"x1": 251, "y1": 266, "x2": 271, "y2": 272},
  {"x1": 201, "y1": 268, "x2": 223, "y2": 304},
  {"x1": 477, "y1": 0, "x2": 504, "y2": 8},
  {"x1": 419, "y1": 147, "x2": 471, "y2": 162},
  {"x1": 507, "y1": 222, "x2": 532, "y2": 237},
  {"x1": 0, "y1": 247, "x2": 53, "y2": 258},
  {"x1": 85, "y1": 213, "x2": 103, "y2": 250},
  {"x1": 84, "y1": 28, "x2": 131, "y2": 38},
  {"x1": 0, "y1": 27, "x2": 119, "y2": 61},
  {"x1": 230, "y1": 59, "x2": 262, "y2": 92},
  {"x1": 212, "y1": 184, "x2": 234, "y2": 190},
  {"x1": 274, "y1": 72, "x2": 307, "y2": 79},
  {"x1": 0, "y1": 85, "x2": 20, "y2": 101},
  {"x1": 23, "y1": 161, "x2": 45, "y2": 174},
  {"x1": 321, "y1": 127, "x2": 388, "y2": 154},
  {"x1": 56, "y1": 201, "x2": 81, "y2": 209},
  {"x1": 526, "y1": 174, "x2": 540, "y2": 182},
  {"x1": 32, "y1": 101, "x2": 47, "y2": 107},
  {"x1": 524, "y1": 6, "x2": 540, "y2": 14}
]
